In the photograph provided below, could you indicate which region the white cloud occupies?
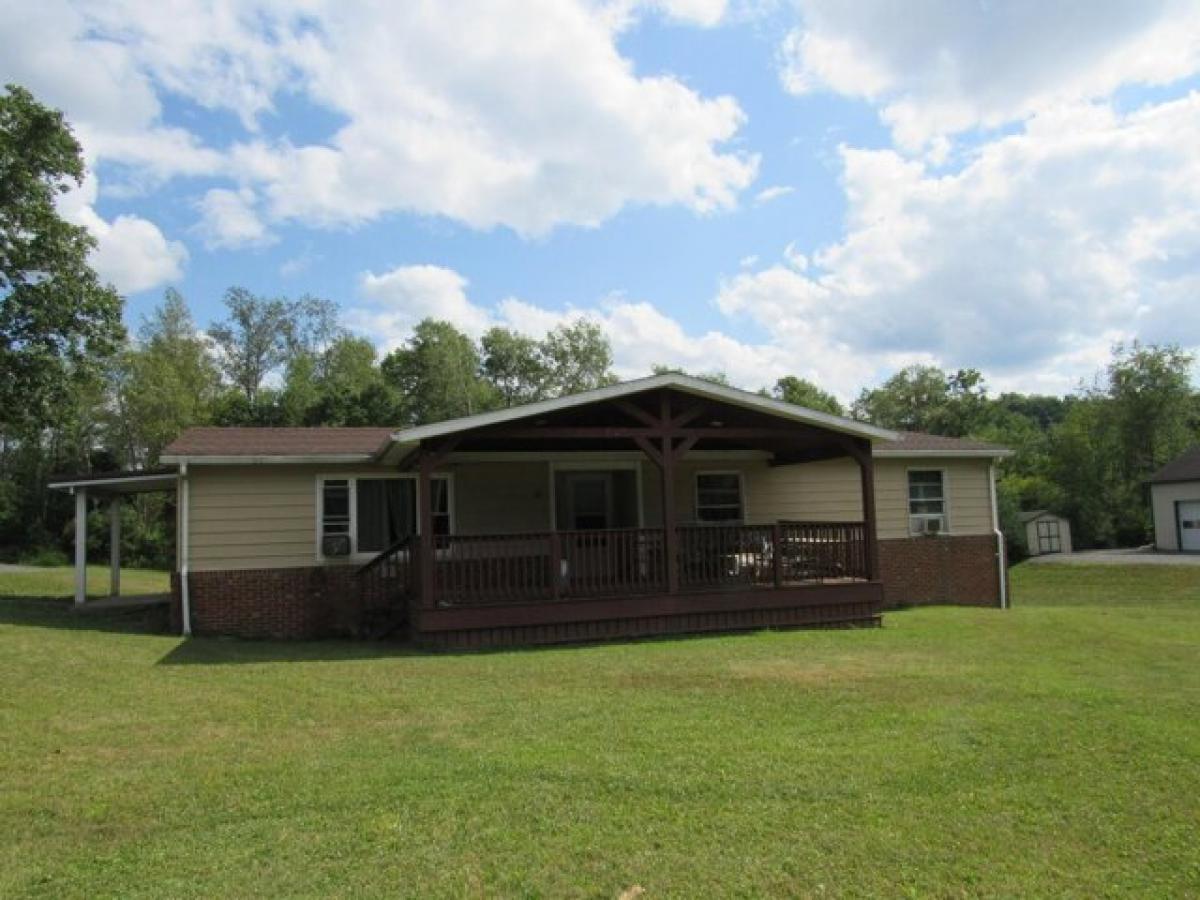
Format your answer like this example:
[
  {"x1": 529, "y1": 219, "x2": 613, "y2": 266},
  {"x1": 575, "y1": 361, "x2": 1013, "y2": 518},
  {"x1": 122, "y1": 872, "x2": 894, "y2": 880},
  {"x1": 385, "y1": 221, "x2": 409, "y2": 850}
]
[
  {"x1": 88, "y1": 214, "x2": 189, "y2": 293},
  {"x1": 354, "y1": 265, "x2": 494, "y2": 346},
  {"x1": 57, "y1": 173, "x2": 187, "y2": 294},
  {"x1": 754, "y1": 184, "x2": 794, "y2": 205},
  {"x1": 347, "y1": 264, "x2": 796, "y2": 390},
  {"x1": 196, "y1": 188, "x2": 275, "y2": 250},
  {"x1": 719, "y1": 95, "x2": 1200, "y2": 395},
  {"x1": 1, "y1": 0, "x2": 756, "y2": 239},
  {"x1": 780, "y1": 0, "x2": 1200, "y2": 152}
]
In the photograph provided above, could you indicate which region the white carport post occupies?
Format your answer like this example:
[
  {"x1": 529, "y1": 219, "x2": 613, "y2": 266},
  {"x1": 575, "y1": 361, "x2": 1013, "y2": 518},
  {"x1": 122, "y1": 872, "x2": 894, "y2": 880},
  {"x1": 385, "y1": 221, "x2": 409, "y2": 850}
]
[
  {"x1": 109, "y1": 497, "x2": 121, "y2": 597},
  {"x1": 74, "y1": 488, "x2": 87, "y2": 606}
]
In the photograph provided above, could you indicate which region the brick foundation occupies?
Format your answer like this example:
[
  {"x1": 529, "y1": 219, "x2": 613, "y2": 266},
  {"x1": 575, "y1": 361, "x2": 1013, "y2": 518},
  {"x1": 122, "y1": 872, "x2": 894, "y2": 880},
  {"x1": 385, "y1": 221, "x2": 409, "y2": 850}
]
[
  {"x1": 170, "y1": 566, "x2": 364, "y2": 639},
  {"x1": 167, "y1": 535, "x2": 1004, "y2": 639},
  {"x1": 878, "y1": 534, "x2": 1005, "y2": 609}
]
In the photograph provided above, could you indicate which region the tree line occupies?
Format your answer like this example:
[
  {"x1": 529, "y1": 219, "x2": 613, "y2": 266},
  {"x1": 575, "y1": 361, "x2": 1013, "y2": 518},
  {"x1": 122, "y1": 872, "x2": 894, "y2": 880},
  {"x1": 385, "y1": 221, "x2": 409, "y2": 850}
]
[{"x1": 2, "y1": 83, "x2": 1198, "y2": 568}]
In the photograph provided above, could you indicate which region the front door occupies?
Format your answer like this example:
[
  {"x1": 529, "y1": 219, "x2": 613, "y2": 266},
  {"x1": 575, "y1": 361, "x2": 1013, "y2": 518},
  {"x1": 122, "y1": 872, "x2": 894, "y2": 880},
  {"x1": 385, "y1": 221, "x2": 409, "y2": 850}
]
[{"x1": 1179, "y1": 501, "x2": 1200, "y2": 552}]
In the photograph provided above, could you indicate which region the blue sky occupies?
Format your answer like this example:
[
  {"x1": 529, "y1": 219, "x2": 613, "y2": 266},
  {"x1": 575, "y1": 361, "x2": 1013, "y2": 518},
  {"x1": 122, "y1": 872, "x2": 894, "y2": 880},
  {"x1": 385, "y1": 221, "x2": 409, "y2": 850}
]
[{"x1": 5, "y1": 0, "x2": 1200, "y2": 398}]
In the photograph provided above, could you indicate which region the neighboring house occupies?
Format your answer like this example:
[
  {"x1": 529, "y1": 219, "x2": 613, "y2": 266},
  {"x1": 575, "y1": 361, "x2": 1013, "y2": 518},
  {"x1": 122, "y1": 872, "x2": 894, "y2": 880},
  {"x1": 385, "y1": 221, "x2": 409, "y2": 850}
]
[
  {"x1": 1019, "y1": 510, "x2": 1072, "y2": 556},
  {"x1": 1147, "y1": 446, "x2": 1200, "y2": 553},
  {"x1": 52, "y1": 374, "x2": 1012, "y2": 647}
]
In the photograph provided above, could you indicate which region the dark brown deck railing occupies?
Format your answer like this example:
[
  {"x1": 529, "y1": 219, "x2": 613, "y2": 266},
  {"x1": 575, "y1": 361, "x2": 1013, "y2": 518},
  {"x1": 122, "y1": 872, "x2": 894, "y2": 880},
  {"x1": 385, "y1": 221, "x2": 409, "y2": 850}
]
[
  {"x1": 356, "y1": 534, "x2": 416, "y2": 614},
  {"x1": 432, "y1": 528, "x2": 667, "y2": 606},
  {"x1": 777, "y1": 520, "x2": 868, "y2": 582},
  {"x1": 677, "y1": 521, "x2": 868, "y2": 590},
  {"x1": 557, "y1": 528, "x2": 666, "y2": 599},
  {"x1": 359, "y1": 521, "x2": 868, "y2": 610}
]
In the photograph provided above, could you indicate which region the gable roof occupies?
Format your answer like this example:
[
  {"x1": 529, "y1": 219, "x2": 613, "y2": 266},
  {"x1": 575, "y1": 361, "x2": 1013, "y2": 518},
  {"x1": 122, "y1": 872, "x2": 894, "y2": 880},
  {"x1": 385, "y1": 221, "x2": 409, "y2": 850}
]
[
  {"x1": 1147, "y1": 445, "x2": 1200, "y2": 484},
  {"x1": 389, "y1": 373, "x2": 897, "y2": 446},
  {"x1": 158, "y1": 376, "x2": 1014, "y2": 463},
  {"x1": 162, "y1": 427, "x2": 395, "y2": 463},
  {"x1": 1018, "y1": 509, "x2": 1056, "y2": 523},
  {"x1": 874, "y1": 431, "x2": 1012, "y2": 458}
]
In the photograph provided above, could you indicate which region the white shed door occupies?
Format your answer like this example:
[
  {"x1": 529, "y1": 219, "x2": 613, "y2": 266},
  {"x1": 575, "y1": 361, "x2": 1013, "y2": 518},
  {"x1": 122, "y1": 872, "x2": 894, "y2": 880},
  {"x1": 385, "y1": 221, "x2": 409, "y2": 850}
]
[{"x1": 1180, "y1": 501, "x2": 1200, "y2": 552}]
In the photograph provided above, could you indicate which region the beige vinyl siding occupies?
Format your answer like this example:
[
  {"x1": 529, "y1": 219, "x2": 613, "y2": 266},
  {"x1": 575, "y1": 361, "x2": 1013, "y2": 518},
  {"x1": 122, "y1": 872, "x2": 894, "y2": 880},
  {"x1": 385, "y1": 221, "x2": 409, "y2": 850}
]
[
  {"x1": 665, "y1": 456, "x2": 994, "y2": 539},
  {"x1": 748, "y1": 458, "x2": 863, "y2": 524},
  {"x1": 873, "y1": 459, "x2": 994, "y2": 538},
  {"x1": 447, "y1": 461, "x2": 550, "y2": 534},
  {"x1": 188, "y1": 465, "x2": 322, "y2": 571},
  {"x1": 184, "y1": 454, "x2": 999, "y2": 572}
]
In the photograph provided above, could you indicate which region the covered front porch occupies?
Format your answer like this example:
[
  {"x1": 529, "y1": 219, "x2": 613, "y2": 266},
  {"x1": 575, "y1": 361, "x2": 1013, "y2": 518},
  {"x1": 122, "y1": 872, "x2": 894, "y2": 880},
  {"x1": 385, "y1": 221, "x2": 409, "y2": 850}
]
[{"x1": 358, "y1": 380, "x2": 889, "y2": 647}]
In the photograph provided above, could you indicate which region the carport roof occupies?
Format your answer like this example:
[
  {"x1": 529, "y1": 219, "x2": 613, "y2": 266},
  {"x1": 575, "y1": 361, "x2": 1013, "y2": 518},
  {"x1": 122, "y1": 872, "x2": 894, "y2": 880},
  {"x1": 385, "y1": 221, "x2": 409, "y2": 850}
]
[{"x1": 48, "y1": 467, "x2": 179, "y2": 494}]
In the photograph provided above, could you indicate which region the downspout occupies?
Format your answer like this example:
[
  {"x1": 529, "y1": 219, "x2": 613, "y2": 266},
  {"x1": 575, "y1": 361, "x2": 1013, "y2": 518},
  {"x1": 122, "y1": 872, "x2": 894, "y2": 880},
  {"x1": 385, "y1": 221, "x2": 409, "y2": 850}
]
[
  {"x1": 988, "y1": 461, "x2": 1008, "y2": 609},
  {"x1": 180, "y1": 462, "x2": 192, "y2": 636}
]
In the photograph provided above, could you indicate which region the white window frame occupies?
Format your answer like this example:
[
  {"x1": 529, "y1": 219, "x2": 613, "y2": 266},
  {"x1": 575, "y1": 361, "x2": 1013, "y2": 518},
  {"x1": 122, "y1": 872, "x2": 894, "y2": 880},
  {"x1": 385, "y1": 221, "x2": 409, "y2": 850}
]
[
  {"x1": 907, "y1": 467, "x2": 949, "y2": 536},
  {"x1": 694, "y1": 470, "x2": 745, "y2": 524},
  {"x1": 316, "y1": 472, "x2": 455, "y2": 561}
]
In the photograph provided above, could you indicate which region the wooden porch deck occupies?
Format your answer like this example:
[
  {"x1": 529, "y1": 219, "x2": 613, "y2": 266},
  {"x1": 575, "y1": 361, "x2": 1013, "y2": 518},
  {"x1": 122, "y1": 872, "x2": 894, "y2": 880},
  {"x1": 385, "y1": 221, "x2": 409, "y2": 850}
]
[{"x1": 358, "y1": 522, "x2": 883, "y2": 647}]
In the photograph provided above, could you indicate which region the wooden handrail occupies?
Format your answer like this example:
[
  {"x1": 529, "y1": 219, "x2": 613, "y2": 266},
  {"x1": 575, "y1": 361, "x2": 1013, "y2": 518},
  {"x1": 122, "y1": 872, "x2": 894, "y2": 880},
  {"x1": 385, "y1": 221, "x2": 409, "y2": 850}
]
[{"x1": 356, "y1": 533, "x2": 415, "y2": 576}]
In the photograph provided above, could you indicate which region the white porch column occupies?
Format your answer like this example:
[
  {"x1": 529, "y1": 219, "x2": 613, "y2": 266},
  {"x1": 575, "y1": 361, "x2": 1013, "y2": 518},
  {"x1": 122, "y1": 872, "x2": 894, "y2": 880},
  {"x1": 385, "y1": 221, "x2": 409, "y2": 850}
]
[
  {"x1": 74, "y1": 488, "x2": 87, "y2": 606},
  {"x1": 109, "y1": 497, "x2": 121, "y2": 597}
]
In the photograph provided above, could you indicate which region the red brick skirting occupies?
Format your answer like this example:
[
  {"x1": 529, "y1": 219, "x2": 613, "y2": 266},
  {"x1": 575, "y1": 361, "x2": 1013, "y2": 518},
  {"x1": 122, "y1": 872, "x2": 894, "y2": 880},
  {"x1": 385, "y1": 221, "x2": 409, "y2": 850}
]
[
  {"x1": 878, "y1": 534, "x2": 1005, "y2": 609},
  {"x1": 168, "y1": 567, "x2": 883, "y2": 642},
  {"x1": 170, "y1": 566, "x2": 366, "y2": 639}
]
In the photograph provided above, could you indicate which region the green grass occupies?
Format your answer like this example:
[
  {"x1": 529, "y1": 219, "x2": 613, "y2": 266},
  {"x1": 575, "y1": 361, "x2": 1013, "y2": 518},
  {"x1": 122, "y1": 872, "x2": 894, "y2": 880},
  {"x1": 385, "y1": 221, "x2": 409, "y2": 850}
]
[
  {"x1": 0, "y1": 564, "x2": 1197, "y2": 898},
  {"x1": 0, "y1": 565, "x2": 169, "y2": 599},
  {"x1": 1011, "y1": 561, "x2": 1200, "y2": 607}
]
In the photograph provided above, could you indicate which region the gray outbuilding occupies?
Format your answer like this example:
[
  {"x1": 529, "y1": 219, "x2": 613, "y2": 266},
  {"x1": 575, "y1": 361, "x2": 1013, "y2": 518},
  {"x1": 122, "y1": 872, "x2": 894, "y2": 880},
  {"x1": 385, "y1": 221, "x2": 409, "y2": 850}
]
[
  {"x1": 1148, "y1": 447, "x2": 1200, "y2": 553},
  {"x1": 1019, "y1": 509, "x2": 1072, "y2": 556}
]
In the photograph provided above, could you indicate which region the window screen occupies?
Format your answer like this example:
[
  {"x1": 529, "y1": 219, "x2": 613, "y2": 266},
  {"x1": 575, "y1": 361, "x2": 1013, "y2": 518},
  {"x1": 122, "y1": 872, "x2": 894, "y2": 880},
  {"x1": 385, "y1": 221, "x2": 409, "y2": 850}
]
[
  {"x1": 696, "y1": 473, "x2": 743, "y2": 522},
  {"x1": 908, "y1": 470, "x2": 946, "y2": 535}
]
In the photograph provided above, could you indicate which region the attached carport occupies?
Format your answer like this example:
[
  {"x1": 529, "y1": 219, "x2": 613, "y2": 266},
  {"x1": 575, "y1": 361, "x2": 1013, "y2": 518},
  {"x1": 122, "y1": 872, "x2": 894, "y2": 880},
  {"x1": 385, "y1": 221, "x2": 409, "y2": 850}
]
[{"x1": 47, "y1": 469, "x2": 178, "y2": 606}]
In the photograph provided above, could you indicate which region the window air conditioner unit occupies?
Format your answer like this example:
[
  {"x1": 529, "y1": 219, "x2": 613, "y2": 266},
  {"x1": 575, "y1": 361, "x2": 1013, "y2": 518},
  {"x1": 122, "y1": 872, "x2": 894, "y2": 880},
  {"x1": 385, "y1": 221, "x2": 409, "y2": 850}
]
[
  {"x1": 921, "y1": 518, "x2": 942, "y2": 536},
  {"x1": 322, "y1": 534, "x2": 351, "y2": 557}
]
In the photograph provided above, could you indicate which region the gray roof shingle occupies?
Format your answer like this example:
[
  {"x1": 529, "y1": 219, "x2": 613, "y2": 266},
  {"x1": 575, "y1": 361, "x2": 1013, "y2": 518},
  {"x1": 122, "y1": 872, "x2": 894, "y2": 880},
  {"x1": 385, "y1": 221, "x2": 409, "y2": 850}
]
[
  {"x1": 1148, "y1": 446, "x2": 1200, "y2": 484},
  {"x1": 162, "y1": 427, "x2": 395, "y2": 458}
]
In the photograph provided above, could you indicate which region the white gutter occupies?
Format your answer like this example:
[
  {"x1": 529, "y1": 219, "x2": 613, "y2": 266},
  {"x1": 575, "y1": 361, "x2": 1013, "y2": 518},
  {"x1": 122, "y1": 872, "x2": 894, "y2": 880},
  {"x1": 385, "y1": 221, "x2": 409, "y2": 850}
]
[
  {"x1": 179, "y1": 462, "x2": 192, "y2": 637},
  {"x1": 988, "y1": 461, "x2": 1008, "y2": 610},
  {"x1": 875, "y1": 449, "x2": 1014, "y2": 459}
]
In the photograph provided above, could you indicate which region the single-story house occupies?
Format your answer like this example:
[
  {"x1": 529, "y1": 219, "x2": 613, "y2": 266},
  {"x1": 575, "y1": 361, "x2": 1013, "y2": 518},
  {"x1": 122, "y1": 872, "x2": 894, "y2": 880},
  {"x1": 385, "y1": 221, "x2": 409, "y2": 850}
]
[
  {"x1": 52, "y1": 374, "x2": 1012, "y2": 647},
  {"x1": 1019, "y1": 510, "x2": 1072, "y2": 556},
  {"x1": 1147, "y1": 446, "x2": 1200, "y2": 553}
]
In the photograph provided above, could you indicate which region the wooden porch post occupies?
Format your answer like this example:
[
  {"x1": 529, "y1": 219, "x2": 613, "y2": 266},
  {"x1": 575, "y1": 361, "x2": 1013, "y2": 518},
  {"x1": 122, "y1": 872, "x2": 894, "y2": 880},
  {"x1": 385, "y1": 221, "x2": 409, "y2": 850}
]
[
  {"x1": 857, "y1": 442, "x2": 880, "y2": 581},
  {"x1": 659, "y1": 391, "x2": 680, "y2": 594},
  {"x1": 661, "y1": 435, "x2": 679, "y2": 594},
  {"x1": 74, "y1": 488, "x2": 87, "y2": 606},
  {"x1": 109, "y1": 497, "x2": 121, "y2": 597},
  {"x1": 417, "y1": 452, "x2": 435, "y2": 611}
]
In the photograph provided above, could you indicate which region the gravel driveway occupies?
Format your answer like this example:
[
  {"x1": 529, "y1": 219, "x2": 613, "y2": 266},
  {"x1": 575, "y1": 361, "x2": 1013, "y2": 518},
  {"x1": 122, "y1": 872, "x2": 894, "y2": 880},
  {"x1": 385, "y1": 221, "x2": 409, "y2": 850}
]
[{"x1": 1026, "y1": 547, "x2": 1200, "y2": 566}]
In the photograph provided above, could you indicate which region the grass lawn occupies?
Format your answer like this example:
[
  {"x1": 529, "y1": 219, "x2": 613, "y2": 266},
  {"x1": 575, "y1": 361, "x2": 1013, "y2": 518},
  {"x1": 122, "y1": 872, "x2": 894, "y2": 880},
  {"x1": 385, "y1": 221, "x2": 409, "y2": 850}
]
[
  {"x1": 0, "y1": 565, "x2": 169, "y2": 599},
  {"x1": 1, "y1": 564, "x2": 1197, "y2": 897}
]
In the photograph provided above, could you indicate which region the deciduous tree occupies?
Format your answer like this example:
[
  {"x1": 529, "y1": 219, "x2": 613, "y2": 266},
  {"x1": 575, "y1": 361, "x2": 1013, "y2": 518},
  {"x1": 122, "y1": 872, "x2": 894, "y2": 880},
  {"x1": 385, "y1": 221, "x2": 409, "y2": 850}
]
[{"x1": 0, "y1": 84, "x2": 123, "y2": 432}]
